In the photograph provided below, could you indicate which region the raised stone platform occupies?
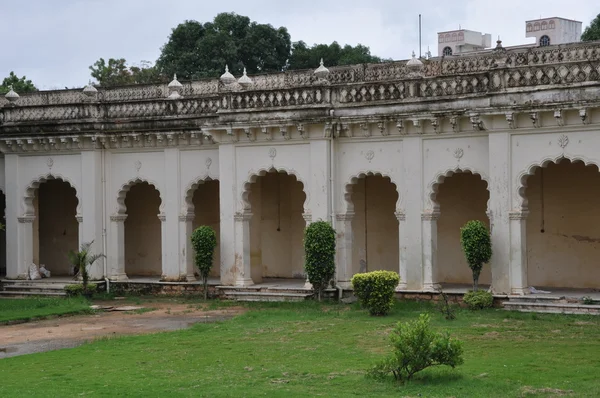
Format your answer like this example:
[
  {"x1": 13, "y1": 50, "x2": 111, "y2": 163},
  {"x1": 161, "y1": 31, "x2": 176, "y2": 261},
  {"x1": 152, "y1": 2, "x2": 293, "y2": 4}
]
[{"x1": 0, "y1": 278, "x2": 107, "y2": 297}]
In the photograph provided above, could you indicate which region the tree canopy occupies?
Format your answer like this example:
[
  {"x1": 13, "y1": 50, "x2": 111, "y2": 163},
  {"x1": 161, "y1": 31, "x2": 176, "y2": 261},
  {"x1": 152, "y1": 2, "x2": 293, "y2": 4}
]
[
  {"x1": 89, "y1": 58, "x2": 165, "y2": 87},
  {"x1": 581, "y1": 13, "x2": 600, "y2": 41},
  {"x1": 0, "y1": 71, "x2": 37, "y2": 95},
  {"x1": 156, "y1": 13, "x2": 291, "y2": 80},
  {"x1": 287, "y1": 41, "x2": 384, "y2": 70}
]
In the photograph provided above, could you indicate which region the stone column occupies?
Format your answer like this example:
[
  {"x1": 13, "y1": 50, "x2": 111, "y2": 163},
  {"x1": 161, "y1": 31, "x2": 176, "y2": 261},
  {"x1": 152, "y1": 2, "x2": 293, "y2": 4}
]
[
  {"x1": 303, "y1": 212, "x2": 313, "y2": 289},
  {"x1": 395, "y1": 211, "x2": 408, "y2": 290},
  {"x1": 233, "y1": 211, "x2": 253, "y2": 286},
  {"x1": 179, "y1": 213, "x2": 195, "y2": 281},
  {"x1": 421, "y1": 210, "x2": 441, "y2": 291},
  {"x1": 80, "y1": 150, "x2": 105, "y2": 280},
  {"x1": 487, "y1": 132, "x2": 511, "y2": 293},
  {"x1": 108, "y1": 214, "x2": 128, "y2": 281},
  {"x1": 219, "y1": 143, "x2": 236, "y2": 285},
  {"x1": 14, "y1": 216, "x2": 35, "y2": 279},
  {"x1": 335, "y1": 212, "x2": 354, "y2": 288},
  {"x1": 509, "y1": 211, "x2": 529, "y2": 295},
  {"x1": 161, "y1": 147, "x2": 182, "y2": 281}
]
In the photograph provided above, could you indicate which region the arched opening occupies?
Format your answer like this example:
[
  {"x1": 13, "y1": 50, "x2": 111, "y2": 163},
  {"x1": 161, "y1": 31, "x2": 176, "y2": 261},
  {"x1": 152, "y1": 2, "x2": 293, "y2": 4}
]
[
  {"x1": 124, "y1": 182, "x2": 162, "y2": 277},
  {"x1": 191, "y1": 180, "x2": 220, "y2": 278},
  {"x1": 33, "y1": 180, "x2": 79, "y2": 276},
  {"x1": 524, "y1": 159, "x2": 600, "y2": 289},
  {"x1": 540, "y1": 35, "x2": 551, "y2": 46},
  {"x1": 349, "y1": 175, "x2": 399, "y2": 275},
  {"x1": 443, "y1": 46, "x2": 453, "y2": 56},
  {"x1": 435, "y1": 172, "x2": 490, "y2": 288},
  {"x1": 0, "y1": 191, "x2": 5, "y2": 278},
  {"x1": 248, "y1": 171, "x2": 306, "y2": 283}
]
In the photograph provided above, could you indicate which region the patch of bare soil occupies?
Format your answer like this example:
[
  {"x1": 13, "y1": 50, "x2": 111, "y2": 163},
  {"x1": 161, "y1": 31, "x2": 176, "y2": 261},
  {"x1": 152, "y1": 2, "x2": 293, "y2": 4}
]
[
  {"x1": 521, "y1": 386, "x2": 574, "y2": 396},
  {"x1": 0, "y1": 301, "x2": 246, "y2": 359}
]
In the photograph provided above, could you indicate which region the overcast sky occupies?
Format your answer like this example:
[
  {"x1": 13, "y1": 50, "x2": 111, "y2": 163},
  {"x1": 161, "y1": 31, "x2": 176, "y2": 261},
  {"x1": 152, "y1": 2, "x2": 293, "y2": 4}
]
[{"x1": 0, "y1": 0, "x2": 597, "y2": 90}]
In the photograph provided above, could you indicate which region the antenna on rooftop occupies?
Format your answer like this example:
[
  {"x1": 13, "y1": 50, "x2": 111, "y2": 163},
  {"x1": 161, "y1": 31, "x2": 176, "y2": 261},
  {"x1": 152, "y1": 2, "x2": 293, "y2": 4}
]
[{"x1": 419, "y1": 14, "x2": 422, "y2": 59}]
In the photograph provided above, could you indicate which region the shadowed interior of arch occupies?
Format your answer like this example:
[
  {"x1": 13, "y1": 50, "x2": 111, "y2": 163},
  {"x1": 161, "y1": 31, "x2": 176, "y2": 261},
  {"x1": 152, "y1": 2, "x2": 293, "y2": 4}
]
[
  {"x1": 33, "y1": 179, "x2": 79, "y2": 276},
  {"x1": 524, "y1": 159, "x2": 600, "y2": 289},
  {"x1": 247, "y1": 171, "x2": 306, "y2": 283},
  {"x1": 191, "y1": 179, "x2": 220, "y2": 278},
  {"x1": 435, "y1": 172, "x2": 490, "y2": 287},
  {"x1": 348, "y1": 175, "x2": 399, "y2": 274},
  {"x1": 124, "y1": 182, "x2": 162, "y2": 277}
]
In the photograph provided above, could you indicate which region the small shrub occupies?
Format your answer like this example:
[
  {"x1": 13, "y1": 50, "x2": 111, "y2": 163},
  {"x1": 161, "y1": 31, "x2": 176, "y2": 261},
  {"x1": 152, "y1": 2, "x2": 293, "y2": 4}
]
[
  {"x1": 437, "y1": 291, "x2": 456, "y2": 320},
  {"x1": 460, "y1": 220, "x2": 492, "y2": 291},
  {"x1": 463, "y1": 290, "x2": 494, "y2": 310},
  {"x1": 68, "y1": 241, "x2": 105, "y2": 293},
  {"x1": 304, "y1": 221, "x2": 336, "y2": 301},
  {"x1": 191, "y1": 226, "x2": 218, "y2": 300},
  {"x1": 351, "y1": 271, "x2": 399, "y2": 316},
  {"x1": 64, "y1": 284, "x2": 97, "y2": 297},
  {"x1": 582, "y1": 296, "x2": 594, "y2": 305},
  {"x1": 368, "y1": 313, "x2": 464, "y2": 382}
]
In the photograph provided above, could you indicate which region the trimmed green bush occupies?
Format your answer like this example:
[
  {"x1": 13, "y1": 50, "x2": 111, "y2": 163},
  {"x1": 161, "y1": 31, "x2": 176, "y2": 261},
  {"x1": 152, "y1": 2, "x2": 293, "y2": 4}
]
[
  {"x1": 368, "y1": 313, "x2": 464, "y2": 382},
  {"x1": 64, "y1": 283, "x2": 97, "y2": 297},
  {"x1": 460, "y1": 220, "x2": 492, "y2": 291},
  {"x1": 351, "y1": 271, "x2": 399, "y2": 316},
  {"x1": 304, "y1": 221, "x2": 336, "y2": 301},
  {"x1": 191, "y1": 226, "x2": 218, "y2": 300},
  {"x1": 463, "y1": 290, "x2": 494, "y2": 310}
]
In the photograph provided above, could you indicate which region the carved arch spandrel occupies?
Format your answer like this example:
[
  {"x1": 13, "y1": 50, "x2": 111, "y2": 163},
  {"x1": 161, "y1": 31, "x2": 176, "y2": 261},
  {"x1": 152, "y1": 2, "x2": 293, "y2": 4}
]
[
  {"x1": 342, "y1": 171, "x2": 403, "y2": 215},
  {"x1": 240, "y1": 167, "x2": 308, "y2": 213},
  {"x1": 23, "y1": 173, "x2": 82, "y2": 217},
  {"x1": 115, "y1": 177, "x2": 164, "y2": 215},
  {"x1": 515, "y1": 154, "x2": 600, "y2": 211}
]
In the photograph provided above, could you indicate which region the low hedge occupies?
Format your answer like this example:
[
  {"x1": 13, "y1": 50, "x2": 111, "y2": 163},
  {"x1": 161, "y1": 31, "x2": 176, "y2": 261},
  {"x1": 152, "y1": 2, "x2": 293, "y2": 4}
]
[
  {"x1": 351, "y1": 271, "x2": 400, "y2": 316},
  {"x1": 64, "y1": 283, "x2": 97, "y2": 297},
  {"x1": 463, "y1": 290, "x2": 494, "y2": 310}
]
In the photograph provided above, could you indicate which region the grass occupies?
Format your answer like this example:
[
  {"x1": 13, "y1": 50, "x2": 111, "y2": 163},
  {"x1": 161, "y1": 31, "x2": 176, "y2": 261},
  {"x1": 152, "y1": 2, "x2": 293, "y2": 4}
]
[
  {"x1": 0, "y1": 296, "x2": 92, "y2": 323},
  {"x1": 1, "y1": 299, "x2": 599, "y2": 397}
]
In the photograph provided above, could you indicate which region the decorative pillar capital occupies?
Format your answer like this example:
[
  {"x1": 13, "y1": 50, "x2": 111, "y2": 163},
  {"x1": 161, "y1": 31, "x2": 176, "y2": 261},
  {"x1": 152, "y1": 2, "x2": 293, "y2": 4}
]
[
  {"x1": 157, "y1": 213, "x2": 166, "y2": 222},
  {"x1": 76, "y1": 215, "x2": 83, "y2": 223},
  {"x1": 421, "y1": 211, "x2": 440, "y2": 221},
  {"x1": 110, "y1": 214, "x2": 128, "y2": 223},
  {"x1": 302, "y1": 212, "x2": 312, "y2": 224},
  {"x1": 336, "y1": 212, "x2": 355, "y2": 222},
  {"x1": 234, "y1": 211, "x2": 253, "y2": 222},
  {"x1": 17, "y1": 215, "x2": 36, "y2": 223},
  {"x1": 395, "y1": 211, "x2": 406, "y2": 221},
  {"x1": 179, "y1": 213, "x2": 195, "y2": 222},
  {"x1": 509, "y1": 211, "x2": 529, "y2": 220}
]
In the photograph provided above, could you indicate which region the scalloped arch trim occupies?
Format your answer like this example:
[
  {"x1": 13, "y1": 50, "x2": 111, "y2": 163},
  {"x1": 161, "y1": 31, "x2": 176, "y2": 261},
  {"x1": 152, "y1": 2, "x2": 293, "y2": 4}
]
[
  {"x1": 427, "y1": 167, "x2": 490, "y2": 212},
  {"x1": 183, "y1": 176, "x2": 217, "y2": 213},
  {"x1": 116, "y1": 177, "x2": 163, "y2": 215},
  {"x1": 344, "y1": 171, "x2": 400, "y2": 213},
  {"x1": 23, "y1": 173, "x2": 81, "y2": 216},
  {"x1": 517, "y1": 155, "x2": 600, "y2": 211},
  {"x1": 241, "y1": 167, "x2": 307, "y2": 211}
]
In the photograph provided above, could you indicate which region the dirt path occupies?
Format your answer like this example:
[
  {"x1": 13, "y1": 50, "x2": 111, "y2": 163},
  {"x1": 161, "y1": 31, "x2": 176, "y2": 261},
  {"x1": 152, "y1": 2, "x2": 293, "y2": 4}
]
[{"x1": 0, "y1": 301, "x2": 246, "y2": 359}]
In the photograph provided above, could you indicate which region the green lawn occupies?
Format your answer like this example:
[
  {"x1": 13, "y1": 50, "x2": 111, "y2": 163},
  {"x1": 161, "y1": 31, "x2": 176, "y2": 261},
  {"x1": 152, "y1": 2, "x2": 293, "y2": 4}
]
[
  {"x1": 1, "y1": 300, "x2": 599, "y2": 397},
  {"x1": 0, "y1": 296, "x2": 92, "y2": 323}
]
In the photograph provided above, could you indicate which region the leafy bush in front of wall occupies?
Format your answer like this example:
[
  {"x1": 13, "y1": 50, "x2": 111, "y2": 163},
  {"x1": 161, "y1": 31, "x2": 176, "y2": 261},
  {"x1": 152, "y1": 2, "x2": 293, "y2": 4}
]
[
  {"x1": 460, "y1": 220, "x2": 492, "y2": 291},
  {"x1": 368, "y1": 313, "x2": 464, "y2": 382},
  {"x1": 304, "y1": 221, "x2": 336, "y2": 301},
  {"x1": 68, "y1": 241, "x2": 105, "y2": 294},
  {"x1": 463, "y1": 290, "x2": 494, "y2": 310},
  {"x1": 351, "y1": 271, "x2": 400, "y2": 316},
  {"x1": 191, "y1": 226, "x2": 217, "y2": 300},
  {"x1": 64, "y1": 283, "x2": 97, "y2": 297}
]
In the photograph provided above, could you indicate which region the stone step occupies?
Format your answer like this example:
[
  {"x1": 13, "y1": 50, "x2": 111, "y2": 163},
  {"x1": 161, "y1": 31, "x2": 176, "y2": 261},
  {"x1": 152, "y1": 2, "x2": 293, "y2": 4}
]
[
  {"x1": 0, "y1": 291, "x2": 67, "y2": 297},
  {"x1": 223, "y1": 291, "x2": 312, "y2": 302},
  {"x1": 503, "y1": 301, "x2": 600, "y2": 315},
  {"x1": 3, "y1": 285, "x2": 68, "y2": 293}
]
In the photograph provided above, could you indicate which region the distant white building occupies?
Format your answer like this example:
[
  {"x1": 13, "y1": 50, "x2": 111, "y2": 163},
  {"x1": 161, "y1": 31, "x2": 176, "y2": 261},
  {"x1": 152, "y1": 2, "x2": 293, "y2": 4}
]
[
  {"x1": 525, "y1": 17, "x2": 582, "y2": 47},
  {"x1": 437, "y1": 16, "x2": 582, "y2": 57}
]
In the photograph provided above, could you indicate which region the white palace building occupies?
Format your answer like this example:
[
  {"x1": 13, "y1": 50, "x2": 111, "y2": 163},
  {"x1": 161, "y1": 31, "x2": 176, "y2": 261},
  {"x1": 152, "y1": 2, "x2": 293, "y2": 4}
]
[{"x1": 1, "y1": 24, "x2": 599, "y2": 295}]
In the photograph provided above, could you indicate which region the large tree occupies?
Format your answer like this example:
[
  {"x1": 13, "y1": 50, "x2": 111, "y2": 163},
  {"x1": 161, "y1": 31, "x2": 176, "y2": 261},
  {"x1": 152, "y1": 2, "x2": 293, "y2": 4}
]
[
  {"x1": 156, "y1": 13, "x2": 291, "y2": 80},
  {"x1": 0, "y1": 71, "x2": 37, "y2": 94},
  {"x1": 287, "y1": 41, "x2": 384, "y2": 70},
  {"x1": 581, "y1": 13, "x2": 600, "y2": 41},
  {"x1": 89, "y1": 58, "x2": 165, "y2": 87}
]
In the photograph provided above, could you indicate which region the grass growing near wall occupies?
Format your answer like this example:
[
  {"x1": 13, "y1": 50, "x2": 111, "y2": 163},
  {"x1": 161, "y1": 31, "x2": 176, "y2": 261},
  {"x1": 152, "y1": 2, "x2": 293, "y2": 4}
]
[
  {"x1": 0, "y1": 297, "x2": 92, "y2": 323},
  {"x1": 1, "y1": 300, "x2": 599, "y2": 397}
]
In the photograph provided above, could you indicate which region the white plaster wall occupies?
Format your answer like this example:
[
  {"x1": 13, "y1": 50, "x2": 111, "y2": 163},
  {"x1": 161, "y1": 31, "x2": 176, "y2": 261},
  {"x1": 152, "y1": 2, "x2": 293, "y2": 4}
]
[
  {"x1": 192, "y1": 180, "x2": 220, "y2": 277},
  {"x1": 124, "y1": 183, "x2": 162, "y2": 276},
  {"x1": 0, "y1": 157, "x2": 5, "y2": 193},
  {"x1": 525, "y1": 161, "x2": 600, "y2": 288},
  {"x1": 350, "y1": 176, "x2": 399, "y2": 274},
  {"x1": 436, "y1": 173, "x2": 491, "y2": 285}
]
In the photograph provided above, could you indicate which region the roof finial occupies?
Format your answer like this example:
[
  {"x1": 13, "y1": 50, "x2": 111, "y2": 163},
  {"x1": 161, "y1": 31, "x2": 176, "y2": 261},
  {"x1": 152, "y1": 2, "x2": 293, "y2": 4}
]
[
  {"x1": 238, "y1": 67, "x2": 253, "y2": 89},
  {"x1": 314, "y1": 58, "x2": 330, "y2": 79},
  {"x1": 5, "y1": 84, "x2": 19, "y2": 102},
  {"x1": 220, "y1": 64, "x2": 236, "y2": 85}
]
